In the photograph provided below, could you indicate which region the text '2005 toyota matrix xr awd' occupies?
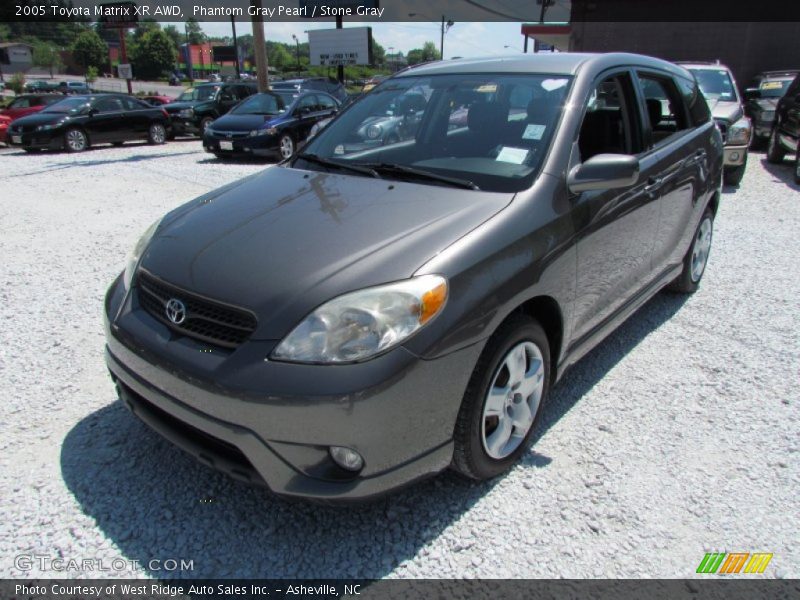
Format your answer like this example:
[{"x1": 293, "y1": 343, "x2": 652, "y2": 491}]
[{"x1": 104, "y1": 53, "x2": 723, "y2": 501}]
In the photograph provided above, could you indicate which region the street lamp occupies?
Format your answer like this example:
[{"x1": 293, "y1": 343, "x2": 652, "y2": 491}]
[{"x1": 291, "y1": 33, "x2": 300, "y2": 72}]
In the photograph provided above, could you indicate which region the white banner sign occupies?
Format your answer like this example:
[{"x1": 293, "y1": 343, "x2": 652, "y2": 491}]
[{"x1": 309, "y1": 27, "x2": 372, "y2": 67}]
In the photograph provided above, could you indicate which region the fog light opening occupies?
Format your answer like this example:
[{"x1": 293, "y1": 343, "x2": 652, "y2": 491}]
[
  {"x1": 730, "y1": 151, "x2": 740, "y2": 161},
  {"x1": 329, "y1": 446, "x2": 364, "y2": 472}
]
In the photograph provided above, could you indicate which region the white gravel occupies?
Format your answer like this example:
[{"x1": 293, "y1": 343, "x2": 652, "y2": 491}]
[{"x1": 0, "y1": 141, "x2": 798, "y2": 579}]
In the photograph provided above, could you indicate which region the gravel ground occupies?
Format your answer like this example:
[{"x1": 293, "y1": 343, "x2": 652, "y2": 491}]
[{"x1": 0, "y1": 141, "x2": 798, "y2": 580}]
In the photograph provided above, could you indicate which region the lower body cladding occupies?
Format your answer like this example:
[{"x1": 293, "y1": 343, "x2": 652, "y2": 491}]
[
  {"x1": 104, "y1": 297, "x2": 482, "y2": 502},
  {"x1": 203, "y1": 133, "x2": 281, "y2": 158}
]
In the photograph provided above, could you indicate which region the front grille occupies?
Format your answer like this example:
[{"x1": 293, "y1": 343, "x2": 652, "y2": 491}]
[
  {"x1": 210, "y1": 130, "x2": 250, "y2": 139},
  {"x1": 714, "y1": 119, "x2": 728, "y2": 143},
  {"x1": 136, "y1": 270, "x2": 257, "y2": 349}
]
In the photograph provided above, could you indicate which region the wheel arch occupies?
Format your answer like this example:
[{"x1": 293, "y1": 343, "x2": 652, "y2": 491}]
[{"x1": 509, "y1": 294, "x2": 564, "y2": 383}]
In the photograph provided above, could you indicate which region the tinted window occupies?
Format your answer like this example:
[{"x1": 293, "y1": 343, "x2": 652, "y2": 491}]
[
  {"x1": 297, "y1": 95, "x2": 317, "y2": 111},
  {"x1": 300, "y1": 73, "x2": 572, "y2": 193},
  {"x1": 579, "y1": 74, "x2": 641, "y2": 161},
  {"x1": 636, "y1": 73, "x2": 690, "y2": 145},
  {"x1": 43, "y1": 97, "x2": 90, "y2": 113},
  {"x1": 122, "y1": 97, "x2": 148, "y2": 110},
  {"x1": 318, "y1": 94, "x2": 337, "y2": 110},
  {"x1": 9, "y1": 97, "x2": 32, "y2": 109},
  {"x1": 231, "y1": 93, "x2": 284, "y2": 115},
  {"x1": 759, "y1": 78, "x2": 794, "y2": 98},
  {"x1": 94, "y1": 97, "x2": 125, "y2": 113}
]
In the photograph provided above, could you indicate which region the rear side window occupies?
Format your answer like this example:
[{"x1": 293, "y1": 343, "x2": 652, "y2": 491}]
[{"x1": 676, "y1": 76, "x2": 711, "y2": 126}]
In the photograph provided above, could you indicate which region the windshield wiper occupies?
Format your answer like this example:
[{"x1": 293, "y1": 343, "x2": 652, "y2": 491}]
[
  {"x1": 295, "y1": 153, "x2": 380, "y2": 178},
  {"x1": 359, "y1": 162, "x2": 480, "y2": 190}
]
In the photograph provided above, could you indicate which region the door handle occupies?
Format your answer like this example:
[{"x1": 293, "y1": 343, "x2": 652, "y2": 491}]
[{"x1": 644, "y1": 176, "x2": 662, "y2": 194}]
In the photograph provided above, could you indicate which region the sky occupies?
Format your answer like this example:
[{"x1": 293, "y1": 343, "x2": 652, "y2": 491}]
[{"x1": 199, "y1": 21, "x2": 528, "y2": 60}]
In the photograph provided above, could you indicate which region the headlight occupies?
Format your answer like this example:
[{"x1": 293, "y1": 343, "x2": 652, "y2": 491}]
[
  {"x1": 366, "y1": 124, "x2": 382, "y2": 139},
  {"x1": 122, "y1": 219, "x2": 161, "y2": 290},
  {"x1": 36, "y1": 123, "x2": 59, "y2": 131},
  {"x1": 178, "y1": 108, "x2": 194, "y2": 118},
  {"x1": 726, "y1": 117, "x2": 751, "y2": 146},
  {"x1": 249, "y1": 127, "x2": 277, "y2": 137},
  {"x1": 271, "y1": 275, "x2": 448, "y2": 364}
]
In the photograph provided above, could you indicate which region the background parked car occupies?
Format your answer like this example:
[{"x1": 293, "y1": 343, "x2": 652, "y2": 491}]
[
  {"x1": 203, "y1": 90, "x2": 339, "y2": 160},
  {"x1": 25, "y1": 80, "x2": 59, "y2": 93},
  {"x1": 1, "y1": 94, "x2": 64, "y2": 122},
  {"x1": 7, "y1": 94, "x2": 170, "y2": 153},
  {"x1": 140, "y1": 95, "x2": 174, "y2": 106},
  {"x1": 744, "y1": 70, "x2": 800, "y2": 147},
  {"x1": 681, "y1": 62, "x2": 752, "y2": 185},
  {"x1": 765, "y1": 72, "x2": 800, "y2": 183},
  {"x1": 58, "y1": 81, "x2": 91, "y2": 95},
  {"x1": 0, "y1": 114, "x2": 11, "y2": 145},
  {"x1": 164, "y1": 81, "x2": 257, "y2": 137},
  {"x1": 271, "y1": 77, "x2": 348, "y2": 103}
]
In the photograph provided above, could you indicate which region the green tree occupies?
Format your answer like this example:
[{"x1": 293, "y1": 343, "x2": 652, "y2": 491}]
[
  {"x1": 71, "y1": 29, "x2": 108, "y2": 73},
  {"x1": 32, "y1": 42, "x2": 64, "y2": 78},
  {"x1": 268, "y1": 43, "x2": 293, "y2": 71},
  {"x1": 85, "y1": 65, "x2": 98, "y2": 84},
  {"x1": 185, "y1": 18, "x2": 206, "y2": 45},
  {"x1": 9, "y1": 72, "x2": 26, "y2": 94},
  {"x1": 163, "y1": 25, "x2": 183, "y2": 50},
  {"x1": 371, "y1": 39, "x2": 386, "y2": 67},
  {"x1": 407, "y1": 41, "x2": 440, "y2": 65},
  {"x1": 130, "y1": 28, "x2": 176, "y2": 80},
  {"x1": 133, "y1": 19, "x2": 160, "y2": 42}
]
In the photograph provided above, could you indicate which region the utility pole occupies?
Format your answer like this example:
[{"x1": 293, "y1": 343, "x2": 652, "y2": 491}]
[
  {"x1": 335, "y1": 15, "x2": 344, "y2": 84},
  {"x1": 230, "y1": 15, "x2": 241, "y2": 79},
  {"x1": 118, "y1": 28, "x2": 132, "y2": 94},
  {"x1": 250, "y1": 0, "x2": 269, "y2": 92},
  {"x1": 535, "y1": 0, "x2": 552, "y2": 53},
  {"x1": 440, "y1": 16, "x2": 445, "y2": 59}
]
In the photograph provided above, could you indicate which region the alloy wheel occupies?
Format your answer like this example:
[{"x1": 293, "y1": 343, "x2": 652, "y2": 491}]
[
  {"x1": 690, "y1": 216, "x2": 713, "y2": 283},
  {"x1": 279, "y1": 135, "x2": 294, "y2": 159},
  {"x1": 150, "y1": 124, "x2": 166, "y2": 144},
  {"x1": 66, "y1": 129, "x2": 87, "y2": 152},
  {"x1": 481, "y1": 341, "x2": 545, "y2": 459}
]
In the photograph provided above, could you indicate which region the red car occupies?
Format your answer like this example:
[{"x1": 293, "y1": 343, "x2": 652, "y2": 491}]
[
  {"x1": 0, "y1": 114, "x2": 11, "y2": 145},
  {"x1": 141, "y1": 95, "x2": 174, "y2": 106},
  {"x1": 1, "y1": 94, "x2": 64, "y2": 122}
]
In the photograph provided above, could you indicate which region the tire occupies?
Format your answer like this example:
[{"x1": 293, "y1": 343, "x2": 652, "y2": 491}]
[
  {"x1": 667, "y1": 208, "x2": 714, "y2": 294},
  {"x1": 794, "y1": 151, "x2": 800, "y2": 185},
  {"x1": 452, "y1": 314, "x2": 551, "y2": 481},
  {"x1": 64, "y1": 127, "x2": 88, "y2": 153},
  {"x1": 200, "y1": 117, "x2": 214, "y2": 135},
  {"x1": 723, "y1": 156, "x2": 746, "y2": 186},
  {"x1": 278, "y1": 133, "x2": 295, "y2": 160},
  {"x1": 766, "y1": 124, "x2": 786, "y2": 164},
  {"x1": 148, "y1": 123, "x2": 166, "y2": 145}
]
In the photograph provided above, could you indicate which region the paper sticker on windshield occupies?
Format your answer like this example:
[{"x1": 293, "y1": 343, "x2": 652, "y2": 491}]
[
  {"x1": 541, "y1": 78, "x2": 568, "y2": 92},
  {"x1": 496, "y1": 146, "x2": 529, "y2": 164},
  {"x1": 522, "y1": 124, "x2": 546, "y2": 140},
  {"x1": 761, "y1": 81, "x2": 783, "y2": 90}
]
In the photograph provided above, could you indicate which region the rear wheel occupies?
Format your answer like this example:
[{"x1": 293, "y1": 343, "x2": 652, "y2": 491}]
[
  {"x1": 64, "y1": 128, "x2": 88, "y2": 152},
  {"x1": 452, "y1": 314, "x2": 550, "y2": 480},
  {"x1": 766, "y1": 125, "x2": 786, "y2": 164},
  {"x1": 667, "y1": 209, "x2": 714, "y2": 294},
  {"x1": 148, "y1": 123, "x2": 166, "y2": 145}
]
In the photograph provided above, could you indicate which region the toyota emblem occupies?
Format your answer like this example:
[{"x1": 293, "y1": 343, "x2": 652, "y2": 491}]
[{"x1": 165, "y1": 298, "x2": 187, "y2": 325}]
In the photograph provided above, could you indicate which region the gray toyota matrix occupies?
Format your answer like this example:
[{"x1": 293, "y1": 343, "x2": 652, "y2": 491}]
[{"x1": 104, "y1": 53, "x2": 722, "y2": 501}]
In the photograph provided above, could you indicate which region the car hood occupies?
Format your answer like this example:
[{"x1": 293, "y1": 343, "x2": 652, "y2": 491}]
[
  {"x1": 8, "y1": 111, "x2": 69, "y2": 127},
  {"x1": 140, "y1": 166, "x2": 513, "y2": 339},
  {"x1": 164, "y1": 100, "x2": 212, "y2": 112},
  {"x1": 706, "y1": 99, "x2": 743, "y2": 122},
  {"x1": 210, "y1": 112, "x2": 286, "y2": 132}
]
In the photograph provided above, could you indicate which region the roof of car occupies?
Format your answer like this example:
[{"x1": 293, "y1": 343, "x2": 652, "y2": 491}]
[
  {"x1": 677, "y1": 62, "x2": 732, "y2": 71},
  {"x1": 397, "y1": 52, "x2": 691, "y2": 79},
  {"x1": 758, "y1": 70, "x2": 799, "y2": 79}
]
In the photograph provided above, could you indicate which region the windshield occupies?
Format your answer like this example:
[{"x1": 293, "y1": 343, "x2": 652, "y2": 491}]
[
  {"x1": 758, "y1": 78, "x2": 793, "y2": 98},
  {"x1": 690, "y1": 69, "x2": 738, "y2": 102},
  {"x1": 177, "y1": 86, "x2": 219, "y2": 102},
  {"x1": 276, "y1": 91, "x2": 297, "y2": 106},
  {"x1": 297, "y1": 73, "x2": 571, "y2": 193},
  {"x1": 231, "y1": 93, "x2": 284, "y2": 115},
  {"x1": 43, "y1": 97, "x2": 90, "y2": 114}
]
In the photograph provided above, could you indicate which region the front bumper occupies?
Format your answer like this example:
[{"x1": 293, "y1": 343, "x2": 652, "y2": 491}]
[
  {"x1": 203, "y1": 132, "x2": 280, "y2": 157},
  {"x1": 7, "y1": 129, "x2": 62, "y2": 150},
  {"x1": 168, "y1": 117, "x2": 201, "y2": 136},
  {"x1": 104, "y1": 275, "x2": 480, "y2": 502},
  {"x1": 723, "y1": 145, "x2": 747, "y2": 167}
]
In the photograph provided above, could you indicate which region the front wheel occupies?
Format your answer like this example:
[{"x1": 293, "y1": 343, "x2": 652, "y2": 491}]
[
  {"x1": 766, "y1": 125, "x2": 786, "y2": 164},
  {"x1": 200, "y1": 117, "x2": 214, "y2": 135},
  {"x1": 723, "y1": 156, "x2": 746, "y2": 186},
  {"x1": 64, "y1": 127, "x2": 88, "y2": 152},
  {"x1": 278, "y1": 134, "x2": 295, "y2": 160},
  {"x1": 148, "y1": 123, "x2": 166, "y2": 145},
  {"x1": 452, "y1": 314, "x2": 550, "y2": 481},
  {"x1": 667, "y1": 209, "x2": 714, "y2": 294}
]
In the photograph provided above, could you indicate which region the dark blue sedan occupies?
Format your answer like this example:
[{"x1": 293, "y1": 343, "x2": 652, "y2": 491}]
[{"x1": 202, "y1": 91, "x2": 339, "y2": 160}]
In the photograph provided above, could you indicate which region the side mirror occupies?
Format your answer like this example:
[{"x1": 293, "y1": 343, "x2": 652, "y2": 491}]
[
  {"x1": 744, "y1": 88, "x2": 761, "y2": 100},
  {"x1": 568, "y1": 154, "x2": 640, "y2": 193},
  {"x1": 86, "y1": 107, "x2": 98, "y2": 117}
]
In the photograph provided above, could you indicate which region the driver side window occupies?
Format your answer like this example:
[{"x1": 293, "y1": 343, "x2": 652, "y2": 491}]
[
  {"x1": 94, "y1": 97, "x2": 124, "y2": 113},
  {"x1": 578, "y1": 74, "x2": 640, "y2": 162}
]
